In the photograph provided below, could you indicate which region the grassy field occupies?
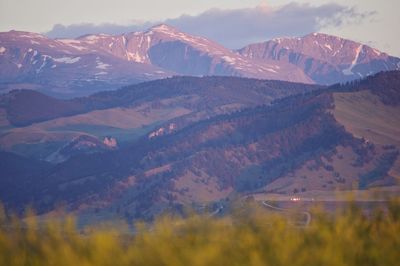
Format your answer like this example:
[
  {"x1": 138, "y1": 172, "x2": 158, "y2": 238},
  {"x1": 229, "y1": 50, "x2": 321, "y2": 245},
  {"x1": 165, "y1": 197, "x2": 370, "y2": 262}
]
[
  {"x1": 333, "y1": 90, "x2": 400, "y2": 181},
  {"x1": 333, "y1": 90, "x2": 400, "y2": 146},
  {"x1": 0, "y1": 103, "x2": 192, "y2": 151},
  {"x1": 1, "y1": 200, "x2": 400, "y2": 266}
]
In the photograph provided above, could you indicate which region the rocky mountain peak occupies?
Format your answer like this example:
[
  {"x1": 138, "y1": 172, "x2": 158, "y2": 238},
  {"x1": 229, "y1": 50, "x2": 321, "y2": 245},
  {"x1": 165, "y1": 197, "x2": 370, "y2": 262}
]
[{"x1": 149, "y1": 24, "x2": 179, "y2": 33}]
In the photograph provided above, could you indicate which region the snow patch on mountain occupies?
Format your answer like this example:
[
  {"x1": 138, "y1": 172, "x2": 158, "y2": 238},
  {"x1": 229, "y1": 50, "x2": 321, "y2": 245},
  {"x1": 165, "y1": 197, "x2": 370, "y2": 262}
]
[
  {"x1": 28, "y1": 49, "x2": 38, "y2": 57},
  {"x1": 96, "y1": 62, "x2": 111, "y2": 69},
  {"x1": 264, "y1": 67, "x2": 278, "y2": 73},
  {"x1": 17, "y1": 32, "x2": 45, "y2": 39},
  {"x1": 19, "y1": 34, "x2": 37, "y2": 39},
  {"x1": 58, "y1": 39, "x2": 88, "y2": 51},
  {"x1": 151, "y1": 24, "x2": 173, "y2": 32},
  {"x1": 222, "y1": 56, "x2": 236, "y2": 64},
  {"x1": 342, "y1": 45, "x2": 363, "y2": 76},
  {"x1": 53, "y1": 56, "x2": 81, "y2": 64},
  {"x1": 96, "y1": 57, "x2": 111, "y2": 69},
  {"x1": 58, "y1": 39, "x2": 80, "y2": 45},
  {"x1": 84, "y1": 35, "x2": 99, "y2": 41},
  {"x1": 95, "y1": 71, "x2": 108, "y2": 75},
  {"x1": 127, "y1": 52, "x2": 146, "y2": 63},
  {"x1": 36, "y1": 55, "x2": 52, "y2": 73},
  {"x1": 324, "y1": 44, "x2": 332, "y2": 51},
  {"x1": 372, "y1": 49, "x2": 381, "y2": 56}
]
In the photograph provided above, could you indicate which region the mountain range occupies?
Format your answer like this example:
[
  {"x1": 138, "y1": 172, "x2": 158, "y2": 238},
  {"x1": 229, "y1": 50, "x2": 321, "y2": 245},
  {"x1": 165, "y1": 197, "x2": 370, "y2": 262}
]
[
  {"x1": 1, "y1": 24, "x2": 399, "y2": 97},
  {"x1": 0, "y1": 23, "x2": 400, "y2": 222}
]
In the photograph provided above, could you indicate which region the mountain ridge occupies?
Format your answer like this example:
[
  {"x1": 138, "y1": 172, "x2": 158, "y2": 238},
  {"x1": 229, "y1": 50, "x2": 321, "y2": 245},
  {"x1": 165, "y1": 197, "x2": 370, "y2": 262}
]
[
  {"x1": 1, "y1": 25, "x2": 398, "y2": 96},
  {"x1": 238, "y1": 32, "x2": 400, "y2": 84},
  {"x1": 0, "y1": 71, "x2": 399, "y2": 218}
]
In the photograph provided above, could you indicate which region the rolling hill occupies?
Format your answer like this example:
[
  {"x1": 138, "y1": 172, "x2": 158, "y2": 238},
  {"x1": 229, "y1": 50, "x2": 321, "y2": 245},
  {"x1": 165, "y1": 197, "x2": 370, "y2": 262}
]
[
  {"x1": 0, "y1": 76, "x2": 321, "y2": 161},
  {"x1": 0, "y1": 71, "x2": 399, "y2": 221}
]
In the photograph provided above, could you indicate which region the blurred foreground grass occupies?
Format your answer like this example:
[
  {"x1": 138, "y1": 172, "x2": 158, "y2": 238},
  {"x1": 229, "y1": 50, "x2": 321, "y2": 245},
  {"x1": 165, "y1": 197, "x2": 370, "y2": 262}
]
[{"x1": 1, "y1": 200, "x2": 400, "y2": 266}]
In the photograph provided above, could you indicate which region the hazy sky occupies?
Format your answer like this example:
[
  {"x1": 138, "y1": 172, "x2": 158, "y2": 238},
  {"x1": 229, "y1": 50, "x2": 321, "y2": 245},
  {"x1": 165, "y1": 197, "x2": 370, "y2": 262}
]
[{"x1": 0, "y1": 0, "x2": 399, "y2": 56}]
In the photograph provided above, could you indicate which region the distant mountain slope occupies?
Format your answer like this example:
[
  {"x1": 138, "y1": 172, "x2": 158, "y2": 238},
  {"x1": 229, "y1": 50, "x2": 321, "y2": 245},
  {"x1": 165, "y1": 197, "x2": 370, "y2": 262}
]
[
  {"x1": 0, "y1": 76, "x2": 322, "y2": 127},
  {"x1": 0, "y1": 89, "x2": 88, "y2": 126},
  {"x1": 238, "y1": 33, "x2": 400, "y2": 85},
  {"x1": 2, "y1": 26, "x2": 399, "y2": 97},
  {"x1": 331, "y1": 71, "x2": 400, "y2": 181},
  {"x1": 0, "y1": 31, "x2": 170, "y2": 97},
  {"x1": 0, "y1": 77, "x2": 321, "y2": 163},
  {"x1": 77, "y1": 24, "x2": 312, "y2": 82},
  {"x1": 0, "y1": 25, "x2": 312, "y2": 96},
  {"x1": 332, "y1": 70, "x2": 400, "y2": 106},
  {"x1": 1, "y1": 71, "x2": 398, "y2": 218}
]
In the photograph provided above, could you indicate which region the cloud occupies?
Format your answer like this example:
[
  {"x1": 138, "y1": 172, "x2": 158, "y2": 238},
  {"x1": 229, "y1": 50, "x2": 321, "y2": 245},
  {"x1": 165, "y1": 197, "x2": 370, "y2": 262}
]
[{"x1": 45, "y1": 2, "x2": 374, "y2": 48}]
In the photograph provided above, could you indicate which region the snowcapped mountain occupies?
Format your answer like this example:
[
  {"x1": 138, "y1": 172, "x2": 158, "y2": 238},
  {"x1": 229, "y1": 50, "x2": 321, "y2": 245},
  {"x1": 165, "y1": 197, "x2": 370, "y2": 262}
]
[
  {"x1": 79, "y1": 24, "x2": 311, "y2": 82},
  {"x1": 0, "y1": 25, "x2": 312, "y2": 96},
  {"x1": 0, "y1": 30, "x2": 172, "y2": 97},
  {"x1": 1, "y1": 26, "x2": 399, "y2": 96},
  {"x1": 238, "y1": 32, "x2": 400, "y2": 84}
]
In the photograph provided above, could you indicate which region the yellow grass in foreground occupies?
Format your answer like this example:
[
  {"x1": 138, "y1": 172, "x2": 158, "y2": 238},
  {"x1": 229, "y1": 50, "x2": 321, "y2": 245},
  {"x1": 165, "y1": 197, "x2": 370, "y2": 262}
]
[{"x1": 1, "y1": 201, "x2": 400, "y2": 266}]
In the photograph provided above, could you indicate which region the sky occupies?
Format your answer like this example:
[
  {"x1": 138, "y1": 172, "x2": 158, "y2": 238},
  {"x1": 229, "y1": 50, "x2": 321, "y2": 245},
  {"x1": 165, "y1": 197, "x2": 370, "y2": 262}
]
[{"x1": 0, "y1": 0, "x2": 399, "y2": 56}]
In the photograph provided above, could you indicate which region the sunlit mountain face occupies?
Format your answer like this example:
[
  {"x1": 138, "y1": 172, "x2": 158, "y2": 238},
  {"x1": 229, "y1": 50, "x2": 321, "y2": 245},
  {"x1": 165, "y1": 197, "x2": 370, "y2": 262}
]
[
  {"x1": 238, "y1": 32, "x2": 400, "y2": 84},
  {"x1": 1, "y1": 25, "x2": 398, "y2": 97}
]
